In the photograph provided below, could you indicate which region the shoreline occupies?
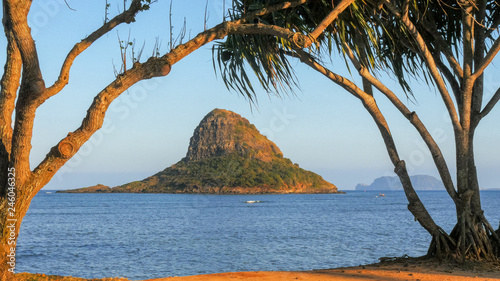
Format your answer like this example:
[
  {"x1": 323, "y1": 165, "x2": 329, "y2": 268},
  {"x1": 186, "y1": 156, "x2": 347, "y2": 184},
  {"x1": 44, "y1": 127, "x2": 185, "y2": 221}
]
[
  {"x1": 143, "y1": 257, "x2": 500, "y2": 281},
  {"x1": 13, "y1": 257, "x2": 500, "y2": 281}
]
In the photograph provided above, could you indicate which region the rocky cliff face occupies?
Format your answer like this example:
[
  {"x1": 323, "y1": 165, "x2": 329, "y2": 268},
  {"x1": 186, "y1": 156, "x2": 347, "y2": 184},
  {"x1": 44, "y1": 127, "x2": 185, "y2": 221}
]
[
  {"x1": 185, "y1": 109, "x2": 283, "y2": 162},
  {"x1": 62, "y1": 109, "x2": 341, "y2": 194}
]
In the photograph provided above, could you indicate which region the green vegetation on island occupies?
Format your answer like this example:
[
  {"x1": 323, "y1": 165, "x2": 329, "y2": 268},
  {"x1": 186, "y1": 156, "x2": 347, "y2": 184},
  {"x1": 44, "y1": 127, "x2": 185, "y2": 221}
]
[{"x1": 110, "y1": 153, "x2": 336, "y2": 194}]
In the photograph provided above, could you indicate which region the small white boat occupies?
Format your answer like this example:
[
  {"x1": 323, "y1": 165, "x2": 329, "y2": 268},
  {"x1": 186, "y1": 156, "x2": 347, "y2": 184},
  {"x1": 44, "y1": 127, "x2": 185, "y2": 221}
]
[{"x1": 245, "y1": 200, "x2": 260, "y2": 204}]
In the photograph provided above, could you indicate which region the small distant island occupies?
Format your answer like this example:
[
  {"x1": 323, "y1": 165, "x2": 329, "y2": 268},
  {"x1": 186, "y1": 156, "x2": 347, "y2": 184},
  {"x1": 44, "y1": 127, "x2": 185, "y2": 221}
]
[
  {"x1": 59, "y1": 109, "x2": 343, "y2": 194},
  {"x1": 355, "y1": 175, "x2": 445, "y2": 191}
]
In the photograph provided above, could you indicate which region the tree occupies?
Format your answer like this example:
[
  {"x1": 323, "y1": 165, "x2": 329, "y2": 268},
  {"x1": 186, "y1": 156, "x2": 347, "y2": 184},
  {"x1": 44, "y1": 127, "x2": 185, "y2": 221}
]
[
  {"x1": 0, "y1": 0, "x2": 321, "y2": 278},
  {"x1": 215, "y1": 0, "x2": 500, "y2": 261}
]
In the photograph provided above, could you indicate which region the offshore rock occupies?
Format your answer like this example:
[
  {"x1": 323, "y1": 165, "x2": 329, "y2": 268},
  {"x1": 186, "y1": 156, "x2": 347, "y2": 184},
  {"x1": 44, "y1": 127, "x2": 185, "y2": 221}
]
[{"x1": 185, "y1": 109, "x2": 283, "y2": 163}]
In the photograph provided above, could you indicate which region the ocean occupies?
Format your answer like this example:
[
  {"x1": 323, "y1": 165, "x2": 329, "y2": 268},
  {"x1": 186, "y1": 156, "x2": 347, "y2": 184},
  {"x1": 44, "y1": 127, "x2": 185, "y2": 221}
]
[{"x1": 15, "y1": 190, "x2": 500, "y2": 280}]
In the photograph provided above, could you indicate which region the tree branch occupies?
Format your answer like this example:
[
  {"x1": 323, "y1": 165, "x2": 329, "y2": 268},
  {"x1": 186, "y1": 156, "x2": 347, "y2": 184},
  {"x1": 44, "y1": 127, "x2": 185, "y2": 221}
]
[
  {"x1": 470, "y1": 1, "x2": 488, "y2": 129},
  {"x1": 383, "y1": 1, "x2": 462, "y2": 133},
  {"x1": 458, "y1": 3, "x2": 475, "y2": 133},
  {"x1": 0, "y1": 29, "x2": 21, "y2": 194},
  {"x1": 471, "y1": 36, "x2": 500, "y2": 82},
  {"x1": 29, "y1": 4, "x2": 309, "y2": 193},
  {"x1": 292, "y1": 48, "x2": 443, "y2": 236},
  {"x1": 42, "y1": 0, "x2": 146, "y2": 106},
  {"x1": 31, "y1": 57, "x2": 172, "y2": 191},
  {"x1": 420, "y1": 17, "x2": 463, "y2": 79},
  {"x1": 238, "y1": 0, "x2": 309, "y2": 24},
  {"x1": 341, "y1": 42, "x2": 459, "y2": 203},
  {"x1": 4, "y1": 0, "x2": 45, "y2": 97},
  {"x1": 0, "y1": 30, "x2": 21, "y2": 154},
  {"x1": 309, "y1": 0, "x2": 356, "y2": 41},
  {"x1": 42, "y1": 0, "x2": 309, "y2": 107},
  {"x1": 3, "y1": 0, "x2": 50, "y2": 180},
  {"x1": 227, "y1": 23, "x2": 312, "y2": 48},
  {"x1": 480, "y1": 87, "x2": 500, "y2": 119},
  {"x1": 433, "y1": 54, "x2": 461, "y2": 102}
]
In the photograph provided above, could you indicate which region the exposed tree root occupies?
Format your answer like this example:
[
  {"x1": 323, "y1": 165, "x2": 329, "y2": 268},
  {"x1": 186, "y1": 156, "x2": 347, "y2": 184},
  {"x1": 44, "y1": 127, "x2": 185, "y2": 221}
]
[{"x1": 427, "y1": 214, "x2": 499, "y2": 262}]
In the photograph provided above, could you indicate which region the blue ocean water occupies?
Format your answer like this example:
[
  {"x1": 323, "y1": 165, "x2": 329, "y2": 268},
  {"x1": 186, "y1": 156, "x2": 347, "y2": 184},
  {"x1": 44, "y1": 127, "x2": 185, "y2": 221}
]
[{"x1": 15, "y1": 191, "x2": 500, "y2": 280}]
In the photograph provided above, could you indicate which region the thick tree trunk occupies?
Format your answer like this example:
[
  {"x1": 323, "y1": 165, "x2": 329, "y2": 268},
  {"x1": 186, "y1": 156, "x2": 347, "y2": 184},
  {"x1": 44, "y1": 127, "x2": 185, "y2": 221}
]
[
  {"x1": 426, "y1": 128, "x2": 499, "y2": 261},
  {"x1": 0, "y1": 169, "x2": 33, "y2": 280},
  {"x1": 1, "y1": 198, "x2": 19, "y2": 280}
]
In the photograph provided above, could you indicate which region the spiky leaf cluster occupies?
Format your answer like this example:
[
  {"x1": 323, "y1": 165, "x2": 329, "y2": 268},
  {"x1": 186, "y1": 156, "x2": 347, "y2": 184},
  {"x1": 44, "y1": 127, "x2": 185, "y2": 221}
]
[
  {"x1": 215, "y1": 0, "x2": 500, "y2": 99},
  {"x1": 214, "y1": 0, "x2": 387, "y2": 98}
]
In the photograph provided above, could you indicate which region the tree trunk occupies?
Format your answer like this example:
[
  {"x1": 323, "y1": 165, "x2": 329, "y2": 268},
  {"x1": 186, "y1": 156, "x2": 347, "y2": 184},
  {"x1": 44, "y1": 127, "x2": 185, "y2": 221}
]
[
  {"x1": 1, "y1": 198, "x2": 19, "y2": 280},
  {"x1": 0, "y1": 169, "x2": 33, "y2": 280},
  {"x1": 426, "y1": 128, "x2": 500, "y2": 260}
]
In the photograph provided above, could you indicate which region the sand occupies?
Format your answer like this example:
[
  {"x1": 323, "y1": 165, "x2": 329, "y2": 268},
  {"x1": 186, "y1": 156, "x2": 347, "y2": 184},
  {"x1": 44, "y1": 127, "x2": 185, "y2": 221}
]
[
  {"x1": 143, "y1": 269, "x2": 499, "y2": 281},
  {"x1": 12, "y1": 257, "x2": 500, "y2": 281},
  {"x1": 144, "y1": 258, "x2": 500, "y2": 281}
]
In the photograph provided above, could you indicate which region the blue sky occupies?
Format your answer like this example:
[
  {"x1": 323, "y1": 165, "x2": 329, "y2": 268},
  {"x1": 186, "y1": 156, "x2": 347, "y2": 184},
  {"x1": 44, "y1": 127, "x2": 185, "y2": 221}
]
[{"x1": 2, "y1": 0, "x2": 499, "y2": 190}]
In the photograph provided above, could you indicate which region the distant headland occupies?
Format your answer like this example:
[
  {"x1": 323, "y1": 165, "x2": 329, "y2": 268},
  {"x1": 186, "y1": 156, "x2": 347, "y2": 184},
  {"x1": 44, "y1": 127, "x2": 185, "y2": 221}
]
[
  {"x1": 59, "y1": 109, "x2": 343, "y2": 194},
  {"x1": 355, "y1": 175, "x2": 445, "y2": 191}
]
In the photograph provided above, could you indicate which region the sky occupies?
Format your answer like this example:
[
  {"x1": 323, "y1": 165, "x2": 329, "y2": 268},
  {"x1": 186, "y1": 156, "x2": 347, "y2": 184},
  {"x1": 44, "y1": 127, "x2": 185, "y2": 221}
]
[{"x1": 2, "y1": 0, "x2": 499, "y2": 190}]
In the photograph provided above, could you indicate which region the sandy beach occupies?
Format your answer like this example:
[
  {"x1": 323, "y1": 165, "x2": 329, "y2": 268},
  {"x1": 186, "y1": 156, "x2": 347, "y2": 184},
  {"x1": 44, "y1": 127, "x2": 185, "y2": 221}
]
[
  {"x1": 12, "y1": 257, "x2": 500, "y2": 281},
  {"x1": 144, "y1": 269, "x2": 499, "y2": 281},
  {"x1": 143, "y1": 258, "x2": 500, "y2": 281}
]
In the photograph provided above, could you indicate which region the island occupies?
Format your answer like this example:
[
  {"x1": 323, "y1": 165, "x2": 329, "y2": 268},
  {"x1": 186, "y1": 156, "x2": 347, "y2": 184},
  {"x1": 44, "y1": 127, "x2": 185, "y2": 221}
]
[
  {"x1": 59, "y1": 109, "x2": 343, "y2": 194},
  {"x1": 355, "y1": 175, "x2": 445, "y2": 191}
]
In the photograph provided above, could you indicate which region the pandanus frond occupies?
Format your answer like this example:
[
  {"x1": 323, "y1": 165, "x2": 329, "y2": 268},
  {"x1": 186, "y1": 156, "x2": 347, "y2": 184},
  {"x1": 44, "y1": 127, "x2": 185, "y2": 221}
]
[{"x1": 214, "y1": 0, "x2": 500, "y2": 100}]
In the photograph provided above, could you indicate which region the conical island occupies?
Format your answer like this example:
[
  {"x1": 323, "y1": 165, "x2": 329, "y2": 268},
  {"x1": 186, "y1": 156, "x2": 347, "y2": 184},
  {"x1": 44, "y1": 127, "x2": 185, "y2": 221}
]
[{"x1": 60, "y1": 109, "x2": 341, "y2": 194}]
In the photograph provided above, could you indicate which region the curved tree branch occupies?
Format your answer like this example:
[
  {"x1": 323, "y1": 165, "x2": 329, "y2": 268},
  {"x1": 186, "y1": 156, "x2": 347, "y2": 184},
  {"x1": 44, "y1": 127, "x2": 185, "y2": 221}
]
[
  {"x1": 420, "y1": 17, "x2": 463, "y2": 79},
  {"x1": 383, "y1": 1, "x2": 462, "y2": 134},
  {"x1": 227, "y1": 23, "x2": 312, "y2": 48},
  {"x1": 30, "y1": 24, "x2": 231, "y2": 192},
  {"x1": 0, "y1": 30, "x2": 21, "y2": 154},
  {"x1": 4, "y1": 0, "x2": 44, "y2": 96},
  {"x1": 292, "y1": 48, "x2": 443, "y2": 236},
  {"x1": 308, "y1": 0, "x2": 356, "y2": 41},
  {"x1": 480, "y1": 87, "x2": 500, "y2": 119},
  {"x1": 42, "y1": 0, "x2": 310, "y2": 107},
  {"x1": 238, "y1": 0, "x2": 309, "y2": 24},
  {"x1": 433, "y1": 55, "x2": 461, "y2": 101},
  {"x1": 3, "y1": 0, "x2": 46, "y2": 181},
  {"x1": 341, "y1": 42, "x2": 459, "y2": 203},
  {"x1": 0, "y1": 29, "x2": 22, "y2": 194},
  {"x1": 29, "y1": 3, "x2": 310, "y2": 196},
  {"x1": 42, "y1": 0, "x2": 146, "y2": 106},
  {"x1": 471, "y1": 36, "x2": 500, "y2": 82}
]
